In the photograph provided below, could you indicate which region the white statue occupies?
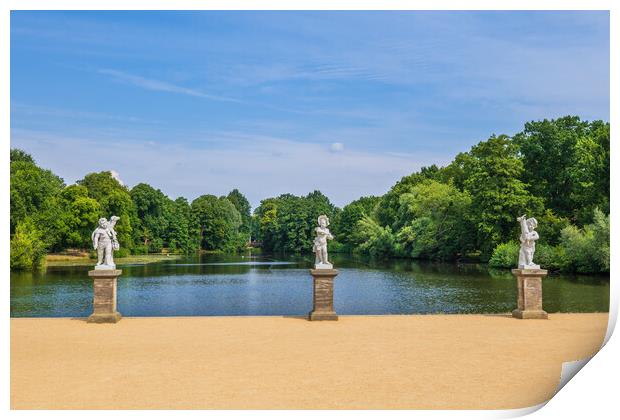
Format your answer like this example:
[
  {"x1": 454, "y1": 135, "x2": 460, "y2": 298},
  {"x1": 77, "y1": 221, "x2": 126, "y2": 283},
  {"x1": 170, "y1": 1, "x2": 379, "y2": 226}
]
[
  {"x1": 313, "y1": 215, "x2": 334, "y2": 269},
  {"x1": 92, "y1": 216, "x2": 120, "y2": 270},
  {"x1": 517, "y1": 214, "x2": 540, "y2": 269}
]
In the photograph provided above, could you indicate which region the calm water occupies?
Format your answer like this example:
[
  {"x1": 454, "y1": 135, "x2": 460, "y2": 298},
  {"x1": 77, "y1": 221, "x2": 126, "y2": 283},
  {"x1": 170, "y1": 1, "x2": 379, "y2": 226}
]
[{"x1": 10, "y1": 253, "x2": 609, "y2": 317}]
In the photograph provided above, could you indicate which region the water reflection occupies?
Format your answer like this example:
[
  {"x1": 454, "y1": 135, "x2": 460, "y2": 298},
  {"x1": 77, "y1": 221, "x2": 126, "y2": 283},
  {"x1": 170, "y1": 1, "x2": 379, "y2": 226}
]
[{"x1": 10, "y1": 253, "x2": 609, "y2": 317}]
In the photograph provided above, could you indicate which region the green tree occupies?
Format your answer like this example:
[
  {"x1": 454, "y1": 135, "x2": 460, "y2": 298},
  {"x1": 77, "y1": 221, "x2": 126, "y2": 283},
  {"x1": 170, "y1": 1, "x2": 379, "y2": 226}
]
[
  {"x1": 253, "y1": 191, "x2": 337, "y2": 253},
  {"x1": 10, "y1": 148, "x2": 34, "y2": 164},
  {"x1": 513, "y1": 116, "x2": 609, "y2": 222},
  {"x1": 130, "y1": 183, "x2": 171, "y2": 251},
  {"x1": 463, "y1": 134, "x2": 542, "y2": 258},
  {"x1": 78, "y1": 171, "x2": 138, "y2": 251},
  {"x1": 226, "y1": 189, "x2": 252, "y2": 237},
  {"x1": 10, "y1": 150, "x2": 64, "y2": 233},
  {"x1": 191, "y1": 195, "x2": 242, "y2": 251},
  {"x1": 569, "y1": 121, "x2": 610, "y2": 223},
  {"x1": 254, "y1": 199, "x2": 279, "y2": 251},
  {"x1": 374, "y1": 165, "x2": 444, "y2": 228},
  {"x1": 394, "y1": 180, "x2": 473, "y2": 260},
  {"x1": 352, "y1": 215, "x2": 396, "y2": 258},
  {"x1": 560, "y1": 209, "x2": 609, "y2": 273},
  {"x1": 167, "y1": 197, "x2": 196, "y2": 253},
  {"x1": 334, "y1": 196, "x2": 380, "y2": 249},
  {"x1": 10, "y1": 218, "x2": 46, "y2": 270},
  {"x1": 57, "y1": 185, "x2": 101, "y2": 249}
]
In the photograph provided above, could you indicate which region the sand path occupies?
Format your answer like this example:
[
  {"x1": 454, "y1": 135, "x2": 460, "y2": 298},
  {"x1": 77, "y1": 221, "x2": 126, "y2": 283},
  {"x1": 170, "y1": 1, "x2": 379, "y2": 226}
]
[{"x1": 11, "y1": 313, "x2": 608, "y2": 409}]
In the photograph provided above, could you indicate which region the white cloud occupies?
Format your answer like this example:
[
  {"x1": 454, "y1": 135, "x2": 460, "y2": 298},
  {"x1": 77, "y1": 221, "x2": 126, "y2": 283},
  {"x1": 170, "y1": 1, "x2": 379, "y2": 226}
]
[
  {"x1": 330, "y1": 142, "x2": 344, "y2": 153},
  {"x1": 110, "y1": 170, "x2": 124, "y2": 186},
  {"x1": 11, "y1": 129, "x2": 445, "y2": 208},
  {"x1": 98, "y1": 69, "x2": 242, "y2": 103}
]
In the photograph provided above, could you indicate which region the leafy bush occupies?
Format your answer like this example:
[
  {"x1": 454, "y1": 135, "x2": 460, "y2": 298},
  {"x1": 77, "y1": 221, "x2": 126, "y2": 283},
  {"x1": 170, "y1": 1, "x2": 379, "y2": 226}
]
[
  {"x1": 353, "y1": 216, "x2": 396, "y2": 258},
  {"x1": 115, "y1": 248, "x2": 131, "y2": 258},
  {"x1": 560, "y1": 209, "x2": 609, "y2": 273},
  {"x1": 488, "y1": 242, "x2": 519, "y2": 268},
  {"x1": 534, "y1": 244, "x2": 565, "y2": 271},
  {"x1": 10, "y1": 219, "x2": 46, "y2": 270},
  {"x1": 328, "y1": 240, "x2": 348, "y2": 253},
  {"x1": 132, "y1": 245, "x2": 149, "y2": 255}
]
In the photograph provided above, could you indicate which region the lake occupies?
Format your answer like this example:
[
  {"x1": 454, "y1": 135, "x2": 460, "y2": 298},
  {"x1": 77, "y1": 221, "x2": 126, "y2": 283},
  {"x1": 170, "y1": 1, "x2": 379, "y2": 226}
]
[{"x1": 10, "y1": 253, "x2": 609, "y2": 317}]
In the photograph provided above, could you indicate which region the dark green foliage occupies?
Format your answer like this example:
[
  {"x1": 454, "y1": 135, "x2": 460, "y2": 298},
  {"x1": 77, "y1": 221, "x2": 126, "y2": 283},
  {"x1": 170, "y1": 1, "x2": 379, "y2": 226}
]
[
  {"x1": 78, "y1": 171, "x2": 138, "y2": 250},
  {"x1": 332, "y1": 196, "x2": 380, "y2": 250},
  {"x1": 394, "y1": 180, "x2": 473, "y2": 260},
  {"x1": 57, "y1": 185, "x2": 101, "y2": 249},
  {"x1": 131, "y1": 183, "x2": 172, "y2": 252},
  {"x1": 10, "y1": 149, "x2": 34, "y2": 163},
  {"x1": 167, "y1": 197, "x2": 196, "y2": 253},
  {"x1": 535, "y1": 209, "x2": 570, "y2": 246},
  {"x1": 462, "y1": 134, "x2": 543, "y2": 258},
  {"x1": 9, "y1": 113, "x2": 611, "y2": 273},
  {"x1": 352, "y1": 216, "x2": 396, "y2": 258},
  {"x1": 514, "y1": 117, "x2": 609, "y2": 223},
  {"x1": 10, "y1": 151, "x2": 64, "y2": 234},
  {"x1": 226, "y1": 189, "x2": 252, "y2": 237},
  {"x1": 254, "y1": 191, "x2": 336, "y2": 253},
  {"x1": 191, "y1": 195, "x2": 242, "y2": 251}
]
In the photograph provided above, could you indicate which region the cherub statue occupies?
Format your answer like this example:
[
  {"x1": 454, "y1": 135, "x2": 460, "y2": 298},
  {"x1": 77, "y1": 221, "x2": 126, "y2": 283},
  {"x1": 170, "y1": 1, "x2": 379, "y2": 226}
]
[
  {"x1": 92, "y1": 216, "x2": 120, "y2": 269},
  {"x1": 313, "y1": 215, "x2": 334, "y2": 269},
  {"x1": 517, "y1": 214, "x2": 540, "y2": 269}
]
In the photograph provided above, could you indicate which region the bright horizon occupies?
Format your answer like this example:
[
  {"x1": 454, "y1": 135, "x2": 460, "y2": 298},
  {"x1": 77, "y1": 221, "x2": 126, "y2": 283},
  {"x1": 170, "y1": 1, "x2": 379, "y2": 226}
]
[{"x1": 10, "y1": 10, "x2": 610, "y2": 208}]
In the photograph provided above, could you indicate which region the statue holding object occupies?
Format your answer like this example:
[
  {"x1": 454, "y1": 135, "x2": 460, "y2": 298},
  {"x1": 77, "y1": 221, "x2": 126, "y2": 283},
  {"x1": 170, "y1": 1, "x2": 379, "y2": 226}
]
[
  {"x1": 313, "y1": 215, "x2": 334, "y2": 269},
  {"x1": 517, "y1": 214, "x2": 540, "y2": 269},
  {"x1": 92, "y1": 216, "x2": 120, "y2": 270}
]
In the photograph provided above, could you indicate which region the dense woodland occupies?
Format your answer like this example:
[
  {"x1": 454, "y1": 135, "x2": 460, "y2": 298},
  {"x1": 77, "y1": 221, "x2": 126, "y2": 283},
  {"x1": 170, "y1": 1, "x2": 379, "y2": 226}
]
[{"x1": 10, "y1": 116, "x2": 609, "y2": 273}]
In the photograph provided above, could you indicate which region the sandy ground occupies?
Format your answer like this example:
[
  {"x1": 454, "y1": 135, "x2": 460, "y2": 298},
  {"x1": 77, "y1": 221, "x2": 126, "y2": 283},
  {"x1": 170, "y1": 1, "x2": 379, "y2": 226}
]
[{"x1": 11, "y1": 313, "x2": 608, "y2": 410}]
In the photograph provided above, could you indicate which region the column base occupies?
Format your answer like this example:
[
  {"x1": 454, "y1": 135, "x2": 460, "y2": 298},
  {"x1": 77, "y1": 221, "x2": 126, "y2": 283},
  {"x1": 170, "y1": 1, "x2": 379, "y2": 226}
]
[
  {"x1": 512, "y1": 309, "x2": 548, "y2": 320},
  {"x1": 308, "y1": 311, "x2": 339, "y2": 321},
  {"x1": 87, "y1": 312, "x2": 122, "y2": 323}
]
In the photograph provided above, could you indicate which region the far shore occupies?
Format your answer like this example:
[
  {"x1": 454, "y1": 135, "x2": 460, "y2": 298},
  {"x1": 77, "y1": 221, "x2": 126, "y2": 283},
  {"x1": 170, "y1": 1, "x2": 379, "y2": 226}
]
[
  {"x1": 11, "y1": 313, "x2": 608, "y2": 410},
  {"x1": 44, "y1": 253, "x2": 181, "y2": 267}
]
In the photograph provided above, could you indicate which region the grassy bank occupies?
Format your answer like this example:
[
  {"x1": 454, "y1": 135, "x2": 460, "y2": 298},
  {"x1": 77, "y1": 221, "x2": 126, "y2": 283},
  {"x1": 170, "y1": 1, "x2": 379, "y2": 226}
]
[{"x1": 45, "y1": 253, "x2": 181, "y2": 267}]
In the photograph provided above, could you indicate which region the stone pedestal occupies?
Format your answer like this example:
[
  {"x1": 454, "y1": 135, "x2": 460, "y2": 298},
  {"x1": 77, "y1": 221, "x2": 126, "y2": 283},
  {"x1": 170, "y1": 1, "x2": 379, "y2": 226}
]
[
  {"x1": 309, "y1": 269, "x2": 338, "y2": 321},
  {"x1": 87, "y1": 269, "x2": 122, "y2": 323},
  {"x1": 512, "y1": 268, "x2": 548, "y2": 319}
]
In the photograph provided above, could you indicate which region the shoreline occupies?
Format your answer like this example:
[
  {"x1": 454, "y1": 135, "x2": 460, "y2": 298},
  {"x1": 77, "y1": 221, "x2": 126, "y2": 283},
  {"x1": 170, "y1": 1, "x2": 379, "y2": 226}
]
[
  {"x1": 9, "y1": 311, "x2": 612, "y2": 319},
  {"x1": 11, "y1": 313, "x2": 608, "y2": 409}
]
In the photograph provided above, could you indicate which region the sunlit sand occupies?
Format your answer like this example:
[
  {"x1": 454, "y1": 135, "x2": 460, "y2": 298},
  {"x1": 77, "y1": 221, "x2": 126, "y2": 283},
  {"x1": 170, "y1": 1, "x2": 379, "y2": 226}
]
[{"x1": 11, "y1": 313, "x2": 608, "y2": 409}]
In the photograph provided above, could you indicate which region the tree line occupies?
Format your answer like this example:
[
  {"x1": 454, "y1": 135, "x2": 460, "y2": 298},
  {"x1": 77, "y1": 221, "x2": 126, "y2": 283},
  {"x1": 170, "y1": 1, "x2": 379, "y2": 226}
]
[
  {"x1": 10, "y1": 116, "x2": 609, "y2": 273},
  {"x1": 10, "y1": 151, "x2": 253, "y2": 269}
]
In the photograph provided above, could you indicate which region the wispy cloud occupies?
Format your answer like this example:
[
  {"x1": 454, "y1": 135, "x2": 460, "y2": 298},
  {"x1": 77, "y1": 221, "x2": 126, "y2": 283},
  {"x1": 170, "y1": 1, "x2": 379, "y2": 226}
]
[
  {"x1": 11, "y1": 103, "x2": 158, "y2": 124},
  {"x1": 11, "y1": 128, "x2": 443, "y2": 208},
  {"x1": 98, "y1": 69, "x2": 243, "y2": 103}
]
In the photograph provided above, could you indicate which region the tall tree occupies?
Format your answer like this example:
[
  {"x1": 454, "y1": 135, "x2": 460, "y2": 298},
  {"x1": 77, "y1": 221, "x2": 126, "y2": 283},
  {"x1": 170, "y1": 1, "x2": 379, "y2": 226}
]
[
  {"x1": 374, "y1": 165, "x2": 444, "y2": 229},
  {"x1": 334, "y1": 196, "x2": 380, "y2": 248},
  {"x1": 513, "y1": 116, "x2": 607, "y2": 222},
  {"x1": 191, "y1": 195, "x2": 242, "y2": 251},
  {"x1": 10, "y1": 149, "x2": 64, "y2": 234},
  {"x1": 130, "y1": 183, "x2": 171, "y2": 251},
  {"x1": 395, "y1": 180, "x2": 473, "y2": 260},
  {"x1": 254, "y1": 191, "x2": 337, "y2": 253},
  {"x1": 463, "y1": 135, "x2": 542, "y2": 258},
  {"x1": 57, "y1": 185, "x2": 101, "y2": 249},
  {"x1": 226, "y1": 189, "x2": 252, "y2": 237},
  {"x1": 167, "y1": 197, "x2": 195, "y2": 253},
  {"x1": 78, "y1": 171, "x2": 138, "y2": 250}
]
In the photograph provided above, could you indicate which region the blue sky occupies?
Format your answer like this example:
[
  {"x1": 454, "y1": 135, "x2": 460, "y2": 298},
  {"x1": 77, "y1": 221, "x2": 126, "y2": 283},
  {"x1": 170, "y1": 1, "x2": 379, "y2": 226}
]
[{"x1": 10, "y1": 11, "x2": 609, "y2": 208}]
